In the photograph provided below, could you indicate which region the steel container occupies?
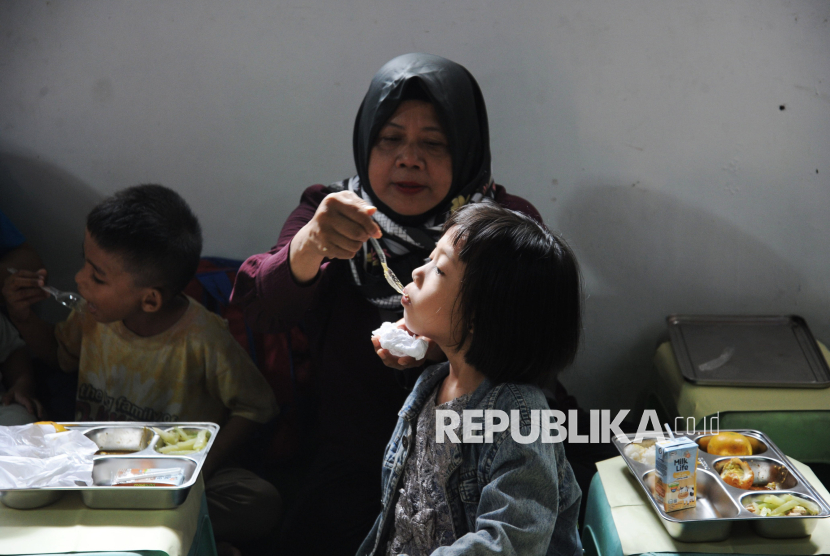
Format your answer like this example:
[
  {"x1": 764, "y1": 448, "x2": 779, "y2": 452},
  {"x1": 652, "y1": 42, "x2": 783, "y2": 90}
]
[
  {"x1": 0, "y1": 421, "x2": 218, "y2": 510},
  {"x1": 614, "y1": 429, "x2": 830, "y2": 541}
]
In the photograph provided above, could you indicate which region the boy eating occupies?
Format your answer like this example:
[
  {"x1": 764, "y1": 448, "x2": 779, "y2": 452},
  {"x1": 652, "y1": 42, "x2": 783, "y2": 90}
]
[{"x1": 2, "y1": 184, "x2": 280, "y2": 555}]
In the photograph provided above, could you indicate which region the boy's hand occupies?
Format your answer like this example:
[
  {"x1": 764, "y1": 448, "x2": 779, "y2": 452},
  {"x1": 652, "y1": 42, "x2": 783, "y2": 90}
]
[
  {"x1": 2, "y1": 269, "x2": 49, "y2": 323},
  {"x1": 1, "y1": 386, "x2": 45, "y2": 419},
  {"x1": 372, "y1": 318, "x2": 444, "y2": 370}
]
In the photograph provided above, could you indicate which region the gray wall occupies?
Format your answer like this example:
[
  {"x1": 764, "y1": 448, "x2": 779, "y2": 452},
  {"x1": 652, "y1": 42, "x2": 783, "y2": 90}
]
[{"x1": 1, "y1": 0, "x2": 828, "y2": 412}]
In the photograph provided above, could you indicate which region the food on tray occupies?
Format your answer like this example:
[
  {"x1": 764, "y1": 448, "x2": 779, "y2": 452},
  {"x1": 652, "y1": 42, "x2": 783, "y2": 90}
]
[
  {"x1": 744, "y1": 494, "x2": 820, "y2": 516},
  {"x1": 715, "y1": 458, "x2": 791, "y2": 491},
  {"x1": 624, "y1": 441, "x2": 656, "y2": 466},
  {"x1": 112, "y1": 467, "x2": 186, "y2": 487},
  {"x1": 748, "y1": 465, "x2": 790, "y2": 491},
  {"x1": 719, "y1": 457, "x2": 754, "y2": 489},
  {"x1": 706, "y1": 431, "x2": 752, "y2": 456},
  {"x1": 699, "y1": 432, "x2": 765, "y2": 455},
  {"x1": 748, "y1": 463, "x2": 790, "y2": 491},
  {"x1": 153, "y1": 427, "x2": 210, "y2": 455},
  {"x1": 35, "y1": 421, "x2": 68, "y2": 432}
]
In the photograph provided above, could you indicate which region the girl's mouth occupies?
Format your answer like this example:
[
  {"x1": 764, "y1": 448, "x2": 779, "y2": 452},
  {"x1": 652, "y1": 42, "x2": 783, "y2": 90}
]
[
  {"x1": 401, "y1": 290, "x2": 411, "y2": 306},
  {"x1": 393, "y1": 182, "x2": 427, "y2": 196}
]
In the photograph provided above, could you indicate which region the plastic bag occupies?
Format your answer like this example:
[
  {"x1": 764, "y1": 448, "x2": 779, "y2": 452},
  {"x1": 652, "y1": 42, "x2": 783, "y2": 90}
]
[{"x1": 0, "y1": 423, "x2": 98, "y2": 488}]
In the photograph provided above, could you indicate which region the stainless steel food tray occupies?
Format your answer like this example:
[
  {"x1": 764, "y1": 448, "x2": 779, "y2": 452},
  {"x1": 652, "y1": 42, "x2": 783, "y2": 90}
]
[
  {"x1": 613, "y1": 429, "x2": 830, "y2": 541},
  {"x1": 0, "y1": 421, "x2": 218, "y2": 510},
  {"x1": 667, "y1": 314, "x2": 830, "y2": 388}
]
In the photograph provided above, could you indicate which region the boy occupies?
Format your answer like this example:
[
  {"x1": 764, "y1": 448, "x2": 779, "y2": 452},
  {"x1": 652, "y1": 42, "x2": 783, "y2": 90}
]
[
  {"x1": 0, "y1": 209, "x2": 46, "y2": 424},
  {"x1": 2, "y1": 185, "x2": 280, "y2": 555}
]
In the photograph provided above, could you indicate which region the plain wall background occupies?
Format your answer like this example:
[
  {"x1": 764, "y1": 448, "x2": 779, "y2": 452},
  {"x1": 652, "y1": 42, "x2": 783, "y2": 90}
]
[{"x1": 1, "y1": 0, "x2": 828, "y2": 412}]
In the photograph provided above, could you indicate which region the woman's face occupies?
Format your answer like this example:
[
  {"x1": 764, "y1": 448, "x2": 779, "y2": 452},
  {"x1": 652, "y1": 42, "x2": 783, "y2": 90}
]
[{"x1": 368, "y1": 100, "x2": 453, "y2": 216}]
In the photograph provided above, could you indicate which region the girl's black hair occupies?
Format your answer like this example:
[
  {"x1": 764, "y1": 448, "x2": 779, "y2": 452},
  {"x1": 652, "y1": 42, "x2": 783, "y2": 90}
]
[
  {"x1": 86, "y1": 184, "x2": 202, "y2": 299},
  {"x1": 445, "y1": 202, "x2": 582, "y2": 384}
]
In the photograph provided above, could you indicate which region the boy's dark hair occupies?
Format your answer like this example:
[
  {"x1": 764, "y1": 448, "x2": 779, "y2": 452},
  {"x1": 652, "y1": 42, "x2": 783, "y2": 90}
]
[
  {"x1": 86, "y1": 184, "x2": 202, "y2": 298},
  {"x1": 445, "y1": 202, "x2": 582, "y2": 385}
]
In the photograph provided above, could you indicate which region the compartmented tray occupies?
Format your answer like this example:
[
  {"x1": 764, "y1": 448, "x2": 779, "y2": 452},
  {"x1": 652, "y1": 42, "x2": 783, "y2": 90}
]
[
  {"x1": 613, "y1": 429, "x2": 830, "y2": 542},
  {"x1": 0, "y1": 421, "x2": 218, "y2": 510},
  {"x1": 666, "y1": 314, "x2": 830, "y2": 388}
]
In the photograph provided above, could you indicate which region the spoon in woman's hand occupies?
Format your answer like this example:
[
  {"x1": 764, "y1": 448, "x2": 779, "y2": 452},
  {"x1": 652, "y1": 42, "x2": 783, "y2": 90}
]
[
  {"x1": 7, "y1": 268, "x2": 85, "y2": 310},
  {"x1": 41, "y1": 285, "x2": 85, "y2": 310},
  {"x1": 368, "y1": 238, "x2": 406, "y2": 295}
]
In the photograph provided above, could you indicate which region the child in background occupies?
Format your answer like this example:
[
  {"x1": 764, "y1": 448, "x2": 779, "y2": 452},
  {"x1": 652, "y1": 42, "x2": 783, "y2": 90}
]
[
  {"x1": 2, "y1": 185, "x2": 280, "y2": 556},
  {"x1": 0, "y1": 210, "x2": 50, "y2": 424},
  {"x1": 0, "y1": 313, "x2": 43, "y2": 424},
  {"x1": 1, "y1": 208, "x2": 45, "y2": 282},
  {"x1": 363, "y1": 202, "x2": 583, "y2": 556}
]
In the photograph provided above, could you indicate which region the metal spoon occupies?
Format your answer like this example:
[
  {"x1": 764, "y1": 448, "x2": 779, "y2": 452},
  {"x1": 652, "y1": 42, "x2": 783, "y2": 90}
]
[
  {"x1": 7, "y1": 268, "x2": 85, "y2": 310},
  {"x1": 368, "y1": 238, "x2": 406, "y2": 295},
  {"x1": 41, "y1": 285, "x2": 85, "y2": 310}
]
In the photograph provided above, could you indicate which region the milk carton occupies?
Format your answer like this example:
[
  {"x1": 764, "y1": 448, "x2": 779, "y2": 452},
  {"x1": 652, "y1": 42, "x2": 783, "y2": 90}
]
[{"x1": 654, "y1": 436, "x2": 697, "y2": 512}]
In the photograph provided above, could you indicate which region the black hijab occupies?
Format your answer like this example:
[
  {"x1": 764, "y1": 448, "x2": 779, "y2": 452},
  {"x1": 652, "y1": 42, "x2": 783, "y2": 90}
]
[{"x1": 328, "y1": 53, "x2": 495, "y2": 310}]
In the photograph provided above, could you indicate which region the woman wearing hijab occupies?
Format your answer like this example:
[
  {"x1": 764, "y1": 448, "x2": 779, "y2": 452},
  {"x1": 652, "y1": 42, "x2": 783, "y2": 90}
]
[{"x1": 231, "y1": 53, "x2": 543, "y2": 555}]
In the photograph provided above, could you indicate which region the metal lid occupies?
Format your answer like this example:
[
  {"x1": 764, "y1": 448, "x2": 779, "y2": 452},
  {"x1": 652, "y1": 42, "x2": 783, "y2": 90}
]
[{"x1": 667, "y1": 315, "x2": 830, "y2": 388}]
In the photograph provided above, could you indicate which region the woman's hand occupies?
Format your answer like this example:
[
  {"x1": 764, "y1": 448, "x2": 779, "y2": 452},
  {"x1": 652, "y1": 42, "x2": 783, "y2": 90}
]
[
  {"x1": 2, "y1": 269, "x2": 49, "y2": 324},
  {"x1": 371, "y1": 319, "x2": 445, "y2": 370},
  {"x1": 289, "y1": 191, "x2": 382, "y2": 284}
]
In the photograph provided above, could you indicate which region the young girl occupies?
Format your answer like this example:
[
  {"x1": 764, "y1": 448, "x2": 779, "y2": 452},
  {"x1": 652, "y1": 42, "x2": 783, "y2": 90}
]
[{"x1": 361, "y1": 202, "x2": 583, "y2": 556}]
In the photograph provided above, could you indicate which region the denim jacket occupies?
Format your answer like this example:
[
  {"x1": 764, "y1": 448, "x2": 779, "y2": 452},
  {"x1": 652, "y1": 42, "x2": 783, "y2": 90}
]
[{"x1": 357, "y1": 363, "x2": 583, "y2": 556}]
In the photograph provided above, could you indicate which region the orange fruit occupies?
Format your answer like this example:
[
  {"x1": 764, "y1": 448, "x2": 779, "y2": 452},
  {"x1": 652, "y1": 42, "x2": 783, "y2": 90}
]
[
  {"x1": 707, "y1": 431, "x2": 752, "y2": 456},
  {"x1": 35, "y1": 421, "x2": 68, "y2": 432}
]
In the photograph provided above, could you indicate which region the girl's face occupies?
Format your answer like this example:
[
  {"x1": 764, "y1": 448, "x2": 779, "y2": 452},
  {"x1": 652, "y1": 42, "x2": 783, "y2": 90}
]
[
  {"x1": 368, "y1": 100, "x2": 453, "y2": 216},
  {"x1": 402, "y1": 228, "x2": 465, "y2": 348}
]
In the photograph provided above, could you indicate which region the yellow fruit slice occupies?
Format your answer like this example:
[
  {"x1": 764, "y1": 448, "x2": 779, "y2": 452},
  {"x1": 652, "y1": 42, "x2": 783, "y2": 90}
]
[{"x1": 35, "y1": 421, "x2": 68, "y2": 432}]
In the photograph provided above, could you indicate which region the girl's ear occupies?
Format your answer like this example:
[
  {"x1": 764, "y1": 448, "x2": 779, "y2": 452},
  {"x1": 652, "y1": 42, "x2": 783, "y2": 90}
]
[{"x1": 140, "y1": 288, "x2": 164, "y2": 313}]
